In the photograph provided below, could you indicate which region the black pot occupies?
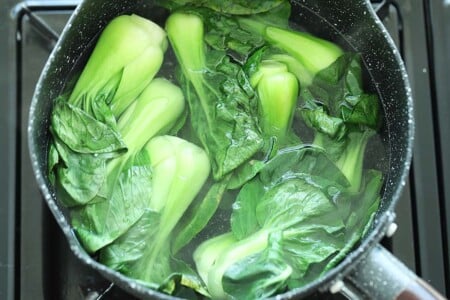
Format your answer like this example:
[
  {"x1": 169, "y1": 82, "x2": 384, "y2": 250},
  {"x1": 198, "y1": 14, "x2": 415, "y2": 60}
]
[{"x1": 28, "y1": 0, "x2": 442, "y2": 299}]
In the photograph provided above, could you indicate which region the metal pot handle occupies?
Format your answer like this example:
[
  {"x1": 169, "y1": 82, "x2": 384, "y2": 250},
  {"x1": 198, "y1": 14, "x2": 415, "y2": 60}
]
[{"x1": 330, "y1": 244, "x2": 447, "y2": 300}]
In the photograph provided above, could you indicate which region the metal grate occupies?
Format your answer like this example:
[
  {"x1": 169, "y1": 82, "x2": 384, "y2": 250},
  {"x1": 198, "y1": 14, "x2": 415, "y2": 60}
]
[{"x1": 2, "y1": 0, "x2": 449, "y2": 299}]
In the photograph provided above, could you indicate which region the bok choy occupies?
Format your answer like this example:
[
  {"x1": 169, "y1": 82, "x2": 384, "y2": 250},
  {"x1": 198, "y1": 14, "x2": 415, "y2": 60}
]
[
  {"x1": 194, "y1": 147, "x2": 382, "y2": 299},
  {"x1": 68, "y1": 14, "x2": 168, "y2": 117},
  {"x1": 70, "y1": 78, "x2": 186, "y2": 252},
  {"x1": 49, "y1": 16, "x2": 172, "y2": 207},
  {"x1": 165, "y1": 12, "x2": 263, "y2": 180},
  {"x1": 249, "y1": 59, "x2": 299, "y2": 143},
  {"x1": 47, "y1": 1, "x2": 385, "y2": 299},
  {"x1": 99, "y1": 136, "x2": 210, "y2": 290}
]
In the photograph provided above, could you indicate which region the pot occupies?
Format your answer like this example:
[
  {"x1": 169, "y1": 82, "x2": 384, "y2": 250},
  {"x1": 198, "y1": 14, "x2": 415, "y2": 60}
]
[{"x1": 27, "y1": 0, "x2": 444, "y2": 299}]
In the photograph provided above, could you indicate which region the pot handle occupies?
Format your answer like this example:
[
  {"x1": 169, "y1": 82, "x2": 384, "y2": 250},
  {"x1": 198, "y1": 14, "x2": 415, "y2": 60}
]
[{"x1": 334, "y1": 244, "x2": 447, "y2": 300}]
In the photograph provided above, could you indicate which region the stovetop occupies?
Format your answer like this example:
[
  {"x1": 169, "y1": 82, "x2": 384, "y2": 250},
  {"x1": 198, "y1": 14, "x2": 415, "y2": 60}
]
[{"x1": 1, "y1": 0, "x2": 449, "y2": 299}]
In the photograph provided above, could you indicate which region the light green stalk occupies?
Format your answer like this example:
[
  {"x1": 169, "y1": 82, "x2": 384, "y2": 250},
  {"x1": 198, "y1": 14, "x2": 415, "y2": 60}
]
[
  {"x1": 137, "y1": 135, "x2": 211, "y2": 282},
  {"x1": 335, "y1": 130, "x2": 375, "y2": 193},
  {"x1": 250, "y1": 60, "x2": 299, "y2": 141},
  {"x1": 117, "y1": 78, "x2": 185, "y2": 154},
  {"x1": 264, "y1": 26, "x2": 343, "y2": 79},
  {"x1": 238, "y1": 17, "x2": 343, "y2": 88},
  {"x1": 165, "y1": 12, "x2": 211, "y2": 122},
  {"x1": 165, "y1": 12, "x2": 205, "y2": 77},
  {"x1": 194, "y1": 230, "x2": 270, "y2": 299},
  {"x1": 68, "y1": 14, "x2": 168, "y2": 117},
  {"x1": 269, "y1": 53, "x2": 314, "y2": 88},
  {"x1": 166, "y1": 12, "x2": 214, "y2": 124},
  {"x1": 106, "y1": 78, "x2": 185, "y2": 191},
  {"x1": 194, "y1": 233, "x2": 237, "y2": 288}
]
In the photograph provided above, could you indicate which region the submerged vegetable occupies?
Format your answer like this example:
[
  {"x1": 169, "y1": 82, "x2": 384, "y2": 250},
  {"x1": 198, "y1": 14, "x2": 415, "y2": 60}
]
[
  {"x1": 300, "y1": 53, "x2": 380, "y2": 193},
  {"x1": 194, "y1": 147, "x2": 382, "y2": 299},
  {"x1": 70, "y1": 78, "x2": 186, "y2": 252},
  {"x1": 100, "y1": 135, "x2": 210, "y2": 289},
  {"x1": 179, "y1": 3, "x2": 383, "y2": 298},
  {"x1": 48, "y1": 1, "x2": 384, "y2": 299},
  {"x1": 68, "y1": 14, "x2": 168, "y2": 117},
  {"x1": 250, "y1": 60, "x2": 299, "y2": 142},
  {"x1": 49, "y1": 16, "x2": 173, "y2": 207},
  {"x1": 239, "y1": 17, "x2": 343, "y2": 88},
  {"x1": 165, "y1": 12, "x2": 263, "y2": 180}
]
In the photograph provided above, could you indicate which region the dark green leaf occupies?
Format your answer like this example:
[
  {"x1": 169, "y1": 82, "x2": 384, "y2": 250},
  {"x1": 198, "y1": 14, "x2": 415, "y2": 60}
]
[
  {"x1": 163, "y1": 258, "x2": 209, "y2": 297},
  {"x1": 180, "y1": 53, "x2": 263, "y2": 180},
  {"x1": 243, "y1": 46, "x2": 268, "y2": 78},
  {"x1": 202, "y1": 14, "x2": 265, "y2": 62},
  {"x1": 300, "y1": 105, "x2": 346, "y2": 139},
  {"x1": 231, "y1": 178, "x2": 265, "y2": 240},
  {"x1": 299, "y1": 53, "x2": 380, "y2": 136},
  {"x1": 100, "y1": 210, "x2": 160, "y2": 273},
  {"x1": 51, "y1": 98, "x2": 126, "y2": 156},
  {"x1": 227, "y1": 159, "x2": 265, "y2": 190},
  {"x1": 324, "y1": 170, "x2": 382, "y2": 271},
  {"x1": 101, "y1": 209, "x2": 207, "y2": 294},
  {"x1": 259, "y1": 145, "x2": 350, "y2": 189},
  {"x1": 48, "y1": 142, "x2": 59, "y2": 185},
  {"x1": 256, "y1": 178, "x2": 336, "y2": 230},
  {"x1": 341, "y1": 93, "x2": 380, "y2": 128},
  {"x1": 53, "y1": 136, "x2": 108, "y2": 206},
  {"x1": 172, "y1": 176, "x2": 231, "y2": 253},
  {"x1": 282, "y1": 225, "x2": 342, "y2": 280},
  {"x1": 71, "y1": 150, "x2": 152, "y2": 253},
  {"x1": 156, "y1": 0, "x2": 288, "y2": 15},
  {"x1": 223, "y1": 232, "x2": 290, "y2": 299}
]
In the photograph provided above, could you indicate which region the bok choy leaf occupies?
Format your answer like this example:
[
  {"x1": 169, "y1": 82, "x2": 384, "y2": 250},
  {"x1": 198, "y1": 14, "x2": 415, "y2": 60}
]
[{"x1": 166, "y1": 11, "x2": 263, "y2": 180}]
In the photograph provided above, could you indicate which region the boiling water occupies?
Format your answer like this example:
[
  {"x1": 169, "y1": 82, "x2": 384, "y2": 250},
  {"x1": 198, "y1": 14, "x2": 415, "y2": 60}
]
[{"x1": 55, "y1": 2, "x2": 389, "y2": 297}]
